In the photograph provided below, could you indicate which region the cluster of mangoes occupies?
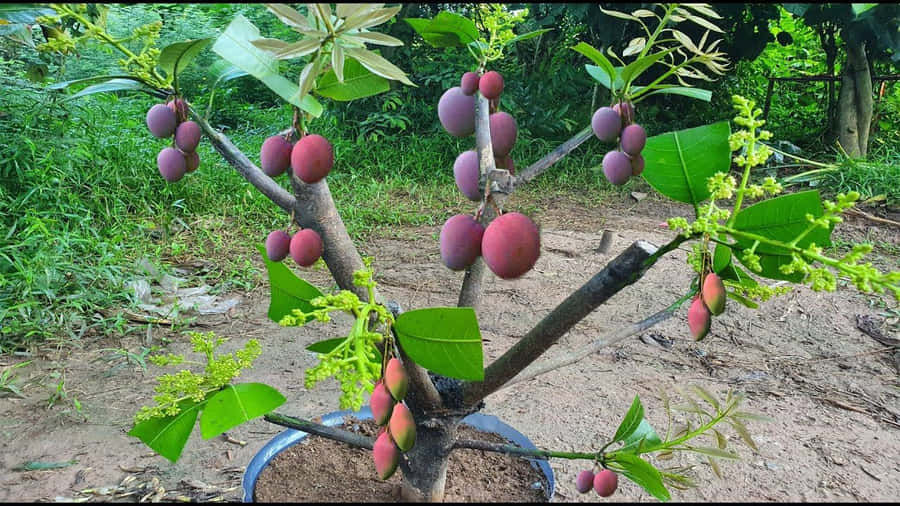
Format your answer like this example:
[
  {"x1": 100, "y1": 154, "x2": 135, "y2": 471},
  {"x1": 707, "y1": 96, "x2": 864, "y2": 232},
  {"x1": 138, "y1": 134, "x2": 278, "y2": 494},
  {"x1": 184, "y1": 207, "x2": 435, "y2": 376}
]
[
  {"x1": 370, "y1": 358, "x2": 417, "y2": 480},
  {"x1": 260, "y1": 132, "x2": 335, "y2": 267},
  {"x1": 437, "y1": 70, "x2": 540, "y2": 280},
  {"x1": 592, "y1": 101, "x2": 646, "y2": 185},
  {"x1": 146, "y1": 98, "x2": 201, "y2": 182},
  {"x1": 575, "y1": 468, "x2": 619, "y2": 497},
  {"x1": 688, "y1": 272, "x2": 726, "y2": 340}
]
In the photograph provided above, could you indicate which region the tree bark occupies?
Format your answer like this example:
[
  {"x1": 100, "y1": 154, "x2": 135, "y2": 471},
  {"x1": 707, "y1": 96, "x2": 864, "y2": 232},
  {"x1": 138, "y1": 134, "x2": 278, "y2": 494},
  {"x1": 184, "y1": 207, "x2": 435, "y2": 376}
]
[{"x1": 837, "y1": 34, "x2": 873, "y2": 157}]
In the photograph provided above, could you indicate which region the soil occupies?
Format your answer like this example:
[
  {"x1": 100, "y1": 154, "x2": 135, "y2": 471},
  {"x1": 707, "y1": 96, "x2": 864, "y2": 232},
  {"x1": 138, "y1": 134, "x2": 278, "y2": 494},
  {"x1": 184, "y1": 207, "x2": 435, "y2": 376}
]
[
  {"x1": 1, "y1": 191, "x2": 898, "y2": 503},
  {"x1": 254, "y1": 418, "x2": 548, "y2": 502}
]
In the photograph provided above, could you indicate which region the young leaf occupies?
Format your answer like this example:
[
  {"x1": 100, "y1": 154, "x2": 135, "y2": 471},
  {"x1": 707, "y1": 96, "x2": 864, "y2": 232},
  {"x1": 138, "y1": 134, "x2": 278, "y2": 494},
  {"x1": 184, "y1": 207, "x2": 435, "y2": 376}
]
[
  {"x1": 306, "y1": 337, "x2": 346, "y2": 353},
  {"x1": 341, "y1": 5, "x2": 402, "y2": 33},
  {"x1": 681, "y1": 3, "x2": 723, "y2": 20},
  {"x1": 265, "y1": 3, "x2": 311, "y2": 30},
  {"x1": 598, "y1": 5, "x2": 640, "y2": 22},
  {"x1": 613, "y1": 396, "x2": 645, "y2": 442},
  {"x1": 158, "y1": 38, "x2": 212, "y2": 79},
  {"x1": 638, "y1": 86, "x2": 712, "y2": 102},
  {"x1": 212, "y1": 15, "x2": 322, "y2": 116},
  {"x1": 585, "y1": 64, "x2": 625, "y2": 92},
  {"x1": 256, "y1": 244, "x2": 324, "y2": 323},
  {"x1": 611, "y1": 453, "x2": 671, "y2": 501},
  {"x1": 713, "y1": 429, "x2": 728, "y2": 450},
  {"x1": 727, "y1": 418, "x2": 759, "y2": 452},
  {"x1": 685, "y1": 446, "x2": 739, "y2": 459},
  {"x1": 128, "y1": 399, "x2": 204, "y2": 463},
  {"x1": 641, "y1": 121, "x2": 731, "y2": 204},
  {"x1": 341, "y1": 31, "x2": 403, "y2": 47},
  {"x1": 270, "y1": 38, "x2": 321, "y2": 60},
  {"x1": 336, "y1": 3, "x2": 383, "y2": 20},
  {"x1": 343, "y1": 47, "x2": 413, "y2": 86},
  {"x1": 708, "y1": 455, "x2": 722, "y2": 478},
  {"x1": 316, "y1": 55, "x2": 389, "y2": 101},
  {"x1": 730, "y1": 411, "x2": 775, "y2": 423},
  {"x1": 619, "y1": 419, "x2": 663, "y2": 453},
  {"x1": 691, "y1": 385, "x2": 720, "y2": 411},
  {"x1": 331, "y1": 43, "x2": 345, "y2": 82},
  {"x1": 47, "y1": 74, "x2": 149, "y2": 91},
  {"x1": 200, "y1": 383, "x2": 287, "y2": 439},
  {"x1": 393, "y1": 307, "x2": 483, "y2": 381},
  {"x1": 726, "y1": 291, "x2": 760, "y2": 309}
]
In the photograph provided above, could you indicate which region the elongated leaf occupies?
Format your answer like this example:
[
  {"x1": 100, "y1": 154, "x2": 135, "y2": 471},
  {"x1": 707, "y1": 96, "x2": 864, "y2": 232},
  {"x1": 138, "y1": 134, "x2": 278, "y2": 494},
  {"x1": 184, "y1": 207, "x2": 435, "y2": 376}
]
[
  {"x1": 727, "y1": 418, "x2": 758, "y2": 452},
  {"x1": 337, "y1": 3, "x2": 382, "y2": 19},
  {"x1": 317, "y1": 54, "x2": 389, "y2": 100},
  {"x1": 613, "y1": 396, "x2": 645, "y2": 442},
  {"x1": 642, "y1": 121, "x2": 731, "y2": 203},
  {"x1": 687, "y1": 446, "x2": 739, "y2": 459},
  {"x1": 619, "y1": 419, "x2": 662, "y2": 453},
  {"x1": 331, "y1": 43, "x2": 344, "y2": 82},
  {"x1": 713, "y1": 429, "x2": 728, "y2": 449},
  {"x1": 681, "y1": 4, "x2": 723, "y2": 19},
  {"x1": 212, "y1": 15, "x2": 322, "y2": 116},
  {"x1": 271, "y1": 38, "x2": 321, "y2": 60},
  {"x1": 691, "y1": 385, "x2": 720, "y2": 411},
  {"x1": 209, "y1": 62, "x2": 249, "y2": 86},
  {"x1": 256, "y1": 244, "x2": 324, "y2": 323},
  {"x1": 0, "y1": 4, "x2": 55, "y2": 24},
  {"x1": 200, "y1": 383, "x2": 286, "y2": 439},
  {"x1": 506, "y1": 28, "x2": 552, "y2": 45},
  {"x1": 598, "y1": 5, "x2": 640, "y2": 21},
  {"x1": 708, "y1": 455, "x2": 722, "y2": 478},
  {"x1": 306, "y1": 337, "x2": 346, "y2": 353},
  {"x1": 727, "y1": 290, "x2": 760, "y2": 309},
  {"x1": 265, "y1": 3, "x2": 310, "y2": 30},
  {"x1": 731, "y1": 411, "x2": 775, "y2": 422},
  {"x1": 158, "y1": 38, "x2": 212, "y2": 79},
  {"x1": 68, "y1": 78, "x2": 161, "y2": 100},
  {"x1": 47, "y1": 74, "x2": 148, "y2": 91},
  {"x1": 341, "y1": 5, "x2": 401, "y2": 32},
  {"x1": 613, "y1": 453, "x2": 671, "y2": 501},
  {"x1": 645, "y1": 86, "x2": 712, "y2": 102},
  {"x1": 128, "y1": 399, "x2": 204, "y2": 463},
  {"x1": 341, "y1": 31, "x2": 403, "y2": 47},
  {"x1": 343, "y1": 46, "x2": 413, "y2": 85},
  {"x1": 250, "y1": 37, "x2": 290, "y2": 52},
  {"x1": 852, "y1": 3, "x2": 877, "y2": 16},
  {"x1": 621, "y1": 47, "x2": 677, "y2": 87},
  {"x1": 394, "y1": 307, "x2": 483, "y2": 381},
  {"x1": 573, "y1": 42, "x2": 617, "y2": 91},
  {"x1": 674, "y1": 8, "x2": 724, "y2": 33}
]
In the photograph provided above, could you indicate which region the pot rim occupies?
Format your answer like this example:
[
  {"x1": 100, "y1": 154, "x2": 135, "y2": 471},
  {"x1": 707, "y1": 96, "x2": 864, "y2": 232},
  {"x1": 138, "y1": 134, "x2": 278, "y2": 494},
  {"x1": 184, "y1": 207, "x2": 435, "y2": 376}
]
[{"x1": 242, "y1": 406, "x2": 555, "y2": 502}]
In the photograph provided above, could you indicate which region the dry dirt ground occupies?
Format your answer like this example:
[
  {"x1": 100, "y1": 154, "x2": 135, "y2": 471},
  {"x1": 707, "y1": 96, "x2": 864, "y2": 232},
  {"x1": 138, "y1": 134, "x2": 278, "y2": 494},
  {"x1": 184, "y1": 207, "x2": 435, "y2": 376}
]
[{"x1": 1, "y1": 193, "x2": 898, "y2": 502}]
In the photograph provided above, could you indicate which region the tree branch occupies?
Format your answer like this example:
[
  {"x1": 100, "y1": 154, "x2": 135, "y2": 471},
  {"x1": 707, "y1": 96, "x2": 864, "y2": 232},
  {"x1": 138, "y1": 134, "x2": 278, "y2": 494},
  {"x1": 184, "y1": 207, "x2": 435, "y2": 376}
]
[
  {"x1": 462, "y1": 236, "x2": 690, "y2": 406},
  {"x1": 513, "y1": 125, "x2": 594, "y2": 189},
  {"x1": 497, "y1": 291, "x2": 695, "y2": 391},
  {"x1": 457, "y1": 92, "x2": 498, "y2": 310},
  {"x1": 192, "y1": 113, "x2": 296, "y2": 213},
  {"x1": 264, "y1": 412, "x2": 373, "y2": 449}
]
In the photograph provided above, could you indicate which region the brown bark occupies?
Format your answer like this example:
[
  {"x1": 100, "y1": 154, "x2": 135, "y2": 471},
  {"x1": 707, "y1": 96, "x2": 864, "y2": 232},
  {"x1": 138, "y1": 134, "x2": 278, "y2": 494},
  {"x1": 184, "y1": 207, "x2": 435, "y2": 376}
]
[{"x1": 837, "y1": 35, "x2": 873, "y2": 157}]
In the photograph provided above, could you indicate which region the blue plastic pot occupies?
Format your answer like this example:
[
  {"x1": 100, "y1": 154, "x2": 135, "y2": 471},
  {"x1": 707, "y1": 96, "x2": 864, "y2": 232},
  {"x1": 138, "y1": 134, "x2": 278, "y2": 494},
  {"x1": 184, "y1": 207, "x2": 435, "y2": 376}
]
[{"x1": 243, "y1": 406, "x2": 555, "y2": 502}]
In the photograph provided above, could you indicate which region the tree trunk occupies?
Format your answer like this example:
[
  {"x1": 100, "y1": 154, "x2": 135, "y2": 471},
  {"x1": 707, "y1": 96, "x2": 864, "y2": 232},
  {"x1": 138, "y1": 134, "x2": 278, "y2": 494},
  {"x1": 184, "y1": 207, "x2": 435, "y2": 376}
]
[
  {"x1": 397, "y1": 415, "x2": 465, "y2": 501},
  {"x1": 837, "y1": 34, "x2": 873, "y2": 157}
]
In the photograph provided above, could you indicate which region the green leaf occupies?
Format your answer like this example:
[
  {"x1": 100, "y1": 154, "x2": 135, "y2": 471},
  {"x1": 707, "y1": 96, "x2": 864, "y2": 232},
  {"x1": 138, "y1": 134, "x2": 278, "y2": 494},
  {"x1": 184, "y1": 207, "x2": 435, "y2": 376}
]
[
  {"x1": 316, "y1": 55, "x2": 389, "y2": 101},
  {"x1": 691, "y1": 385, "x2": 720, "y2": 411},
  {"x1": 573, "y1": 42, "x2": 617, "y2": 92},
  {"x1": 713, "y1": 429, "x2": 728, "y2": 449},
  {"x1": 639, "y1": 86, "x2": 712, "y2": 102},
  {"x1": 212, "y1": 15, "x2": 322, "y2": 117},
  {"x1": 128, "y1": 399, "x2": 204, "y2": 463},
  {"x1": 0, "y1": 4, "x2": 56, "y2": 24},
  {"x1": 306, "y1": 337, "x2": 347, "y2": 353},
  {"x1": 256, "y1": 244, "x2": 324, "y2": 323},
  {"x1": 67, "y1": 78, "x2": 162, "y2": 100},
  {"x1": 619, "y1": 419, "x2": 663, "y2": 453},
  {"x1": 726, "y1": 290, "x2": 759, "y2": 309},
  {"x1": 621, "y1": 47, "x2": 677, "y2": 88},
  {"x1": 200, "y1": 383, "x2": 286, "y2": 439},
  {"x1": 730, "y1": 411, "x2": 775, "y2": 423},
  {"x1": 642, "y1": 121, "x2": 731, "y2": 204},
  {"x1": 208, "y1": 61, "x2": 249, "y2": 89},
  {"x1": 852, "y1": 3, "x2": 877, "y2": 16},
  {"x1": 613, "y1": 396, "x2": 645, "y2": 442},
  {"x1": 393, "y1": 307, "x2": 483, "y2": 381},
  {"x1": 730, "y1": 190, "x2": 831, "y2": 281},
  {"x1": 732, "y1": 191, "x2": 831, "y2": 255},
  {"x1": 506, "y1": 28, "x2": 552, "y2": 45},
  {"x1": 47, "y1": 74, "x2": 148, "y2": 91},
  {"x1": 612, "y1": 453, "x2": 671, "y2": 502},
  {"x1": 158, "y1": 38, "x2": 212, "y2": 80},
  {"x1": 585, "y1": 64, "x2": 625, "y2": 92},
  {"x1": 404, "y1": 11, "x2": 479, "y2": 48}
]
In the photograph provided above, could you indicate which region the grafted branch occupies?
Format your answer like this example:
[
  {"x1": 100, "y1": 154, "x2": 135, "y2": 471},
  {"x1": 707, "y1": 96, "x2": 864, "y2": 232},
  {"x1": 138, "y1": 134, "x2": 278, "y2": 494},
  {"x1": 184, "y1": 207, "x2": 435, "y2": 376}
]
[{"x1": 462, "y1": 235, "x2": 691, "y2": 406}]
